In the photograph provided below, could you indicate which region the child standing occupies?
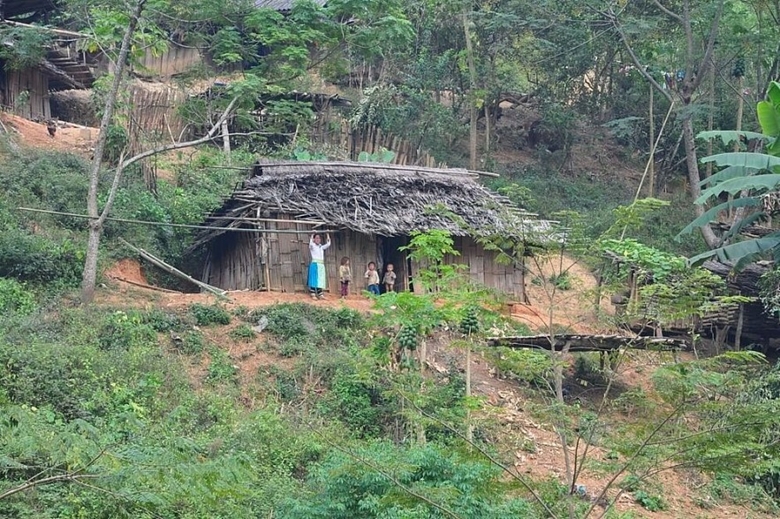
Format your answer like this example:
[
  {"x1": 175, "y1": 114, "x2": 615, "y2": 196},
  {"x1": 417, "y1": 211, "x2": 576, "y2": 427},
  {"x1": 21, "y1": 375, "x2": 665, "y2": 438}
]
[
  {"x1": 383, "y1": 263, "x2": 396, "y2": 293},
  {"x1": 308, "y1": 233, "x2": 331, "y2": 299},
  {"x1": 364, "y1": 262, "x2": 380, "y2": 295},
  {"x1": 339, "y1": 257, "x2": 352, "y2": 298}
]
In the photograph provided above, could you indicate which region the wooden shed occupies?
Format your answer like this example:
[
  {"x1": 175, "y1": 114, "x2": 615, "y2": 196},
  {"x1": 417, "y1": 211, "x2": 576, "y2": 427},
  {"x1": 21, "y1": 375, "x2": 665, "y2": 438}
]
[{"x1": 193, "y1": 161, "x2": 548, "y2": 299}]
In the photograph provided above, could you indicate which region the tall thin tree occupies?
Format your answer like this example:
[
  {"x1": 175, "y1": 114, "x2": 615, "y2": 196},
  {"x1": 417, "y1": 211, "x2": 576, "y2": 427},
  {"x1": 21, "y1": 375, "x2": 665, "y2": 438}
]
[{"x1": 81, "y1": 0, "x2": 146, "y2": 304}]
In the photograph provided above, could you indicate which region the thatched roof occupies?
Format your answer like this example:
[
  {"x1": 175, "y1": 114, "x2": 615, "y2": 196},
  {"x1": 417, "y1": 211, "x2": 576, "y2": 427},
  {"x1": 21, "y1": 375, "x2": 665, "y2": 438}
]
[
  {"x1": 1, "y1": 0, "x2": 56, "y2": 21},
  {"x1": 255, "y1": 0, "x2": 326, "y2": 12},
  {"x1": 194, "y1": 161, "x2": 551, "y2": 246},
  {"x1": 488, "y1": 334, "x2": 689, "y2": 352}
]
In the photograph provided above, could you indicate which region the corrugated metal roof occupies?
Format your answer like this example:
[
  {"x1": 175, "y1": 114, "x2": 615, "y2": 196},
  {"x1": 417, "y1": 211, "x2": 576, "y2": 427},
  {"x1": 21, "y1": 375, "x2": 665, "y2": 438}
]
[{"x1": 254, "y1": 0, "x2": 327, "y2": 11}]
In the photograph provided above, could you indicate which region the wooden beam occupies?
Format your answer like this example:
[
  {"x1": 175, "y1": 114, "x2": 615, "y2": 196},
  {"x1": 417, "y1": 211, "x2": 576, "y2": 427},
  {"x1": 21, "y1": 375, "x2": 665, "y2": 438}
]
[
  {"x1": 2, "y1": 20, "x2": 88, "y2": 38},
  {"x1": 17, "y1": 207, "x2": 335, "y2": 234},
  {"x1": 119, "y1": 239, "x2": 229, "y2": 300}
]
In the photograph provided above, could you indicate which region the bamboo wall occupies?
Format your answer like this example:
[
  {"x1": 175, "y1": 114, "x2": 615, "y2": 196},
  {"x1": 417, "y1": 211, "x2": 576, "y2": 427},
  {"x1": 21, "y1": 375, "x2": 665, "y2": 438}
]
[
  {"x1": 311, "y1": 116, "x2": 444, "y2": 168},
  {"x1": 205, "y1": 225, "x2": 524, "y2": 298},
  {"x1": 126, "y1": 83, "x2": 188, "y2": 152},
  {"x1": 203, "y1": 232, "x2": 261, "y2": 291},
  {"x1": 136, "y1": 44, "x2": 203, "y2": 79},
  {"x1": 125, "y1": 83, "x2": 188, "y2": 189},
  {"x1": 410, "y1": 236, "x2": 524, "y2": 299},
  {"x1": 0, "y1": 68, "x2": 51, "y2": 120}
]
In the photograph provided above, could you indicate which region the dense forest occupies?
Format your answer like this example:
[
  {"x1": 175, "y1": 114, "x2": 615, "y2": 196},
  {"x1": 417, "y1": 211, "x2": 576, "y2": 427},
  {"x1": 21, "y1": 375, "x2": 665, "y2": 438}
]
[{"x1": 2, "y1": 0, "x2": 780, "y2": 517}]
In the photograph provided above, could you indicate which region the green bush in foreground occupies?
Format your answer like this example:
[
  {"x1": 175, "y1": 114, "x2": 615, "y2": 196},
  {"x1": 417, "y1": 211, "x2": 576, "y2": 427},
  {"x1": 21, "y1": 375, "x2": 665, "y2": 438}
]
[{"x1": 0, "y1": 278, "x2": 36, "y2": 315}]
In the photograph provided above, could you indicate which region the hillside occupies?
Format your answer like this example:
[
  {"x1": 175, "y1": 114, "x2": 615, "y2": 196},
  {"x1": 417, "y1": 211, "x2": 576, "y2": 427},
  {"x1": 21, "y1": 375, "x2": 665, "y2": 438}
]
[
  {"x1": 95, "y1": 254, "x2": 775, "y2": 519},
  {"x1": 3, "y1": 0, "x2": 780, "y2": 516},
  {"x1": 1, "y1": 90, "x2": 778, "y2": 519}
]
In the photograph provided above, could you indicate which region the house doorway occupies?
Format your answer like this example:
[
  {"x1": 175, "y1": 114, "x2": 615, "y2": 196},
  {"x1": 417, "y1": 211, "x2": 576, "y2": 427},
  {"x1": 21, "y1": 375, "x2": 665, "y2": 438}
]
[{"x1": 378, "y1": 235, "x2": 410, "y2": 293}]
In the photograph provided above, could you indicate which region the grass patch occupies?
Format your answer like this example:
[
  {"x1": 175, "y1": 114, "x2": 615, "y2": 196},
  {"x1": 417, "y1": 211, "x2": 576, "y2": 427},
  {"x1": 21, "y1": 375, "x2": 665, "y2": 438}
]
[{"x1": 189, "y1": 303, "x2": 231, "y2": 326}]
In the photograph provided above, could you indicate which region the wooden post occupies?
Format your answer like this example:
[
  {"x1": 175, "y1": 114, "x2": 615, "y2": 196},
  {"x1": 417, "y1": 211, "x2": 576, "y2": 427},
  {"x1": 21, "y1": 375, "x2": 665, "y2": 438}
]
[
  {"x1": 222, "y1": 119, "x2": 231, "y2": 160},
  {"x1": 734, "y1": 303, "x2": 744, "y2": 351},
  {"x1": 648, "y1": 86, "x2": 655, "y2": 196},
  {"x1": 466, "y1": 339, "x2": 473, "y2": 443}
]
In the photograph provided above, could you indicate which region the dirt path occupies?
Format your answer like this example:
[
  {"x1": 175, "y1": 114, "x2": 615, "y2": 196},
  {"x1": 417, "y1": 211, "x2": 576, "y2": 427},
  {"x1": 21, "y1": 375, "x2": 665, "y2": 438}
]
[{"x1": 1, "y1": 113, "x2": 97, "y2": 156}]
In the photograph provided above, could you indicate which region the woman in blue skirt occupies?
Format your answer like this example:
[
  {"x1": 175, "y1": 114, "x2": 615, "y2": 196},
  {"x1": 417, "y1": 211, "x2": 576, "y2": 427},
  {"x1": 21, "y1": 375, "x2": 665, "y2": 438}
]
[{"x1": 308, "y1": 233, "x2": 331, "y2": 299}]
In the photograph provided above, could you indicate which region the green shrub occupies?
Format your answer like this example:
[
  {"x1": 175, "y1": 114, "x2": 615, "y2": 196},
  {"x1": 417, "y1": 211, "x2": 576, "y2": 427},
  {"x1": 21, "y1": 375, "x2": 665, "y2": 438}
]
[
  {"x1": 189, "y1": 303, "x2": 231, "y2": 326},
  {"x1": 333, "y1": 307, "x2": 362, "y2": 329},
  {"x1": 207, "y1": 347, "x2": 238, "y2": 384},
  {"x1": 549, "y1": 271, "x2": 572, "y2": 291},
  {"x1": 705, "y1": 474, "x2": 778, "y2": 511},
  {"x1": 0, "y1": 278, "x2": 36, "y2": 314},
  {"x1": 277, "y1": 336, "x2": 315, "y2": 358},
  {"x1": 283, "y1": 442, "x2": 536, "y2": 517},
  {"x1": 319, "y1": 370, "x2": 384, "y2": 437},
  {"x1": 633, "y1": 490, "x2": 666, "y2": 512},
  {"x1": 229, "y1": 324, "x2": 257, "y2": 341},
  {"x1": 141, "y1": 308, "x2": 188, "y2": 332},
  {"x1": 619, "y1": 474, "x2": 643, "y2": 492},
  {"x1": 175, "y1": 330, "x2": 206, "y2": 355},
  {"x1": 98, "y1": 311, "x2": 156, "y2": 350},
  {"x1": 259, "y1": 305, "x2": 310, "y2": 340},
  {"x1": 0, "y1": 232, "x2": 83, "y2": 285},
  {"x1": 487, "y1": 347, "x2": 553, "y2": 387}
]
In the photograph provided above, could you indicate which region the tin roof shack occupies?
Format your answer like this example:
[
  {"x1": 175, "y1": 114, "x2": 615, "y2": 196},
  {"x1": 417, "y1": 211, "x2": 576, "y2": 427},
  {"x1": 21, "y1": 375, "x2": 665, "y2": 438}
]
[{"x1": 193, "y1": 161, "x2": 548, "y2": 299}]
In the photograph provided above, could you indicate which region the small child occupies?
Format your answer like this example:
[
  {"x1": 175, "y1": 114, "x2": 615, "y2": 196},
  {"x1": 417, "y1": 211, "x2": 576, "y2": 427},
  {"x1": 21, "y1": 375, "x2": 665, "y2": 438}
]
[
  {"x1": 364, "y1": 262, "x2": 380, "y2": 295},
  {"x1": 383, "y1": 263, "x2": 396, "y2": 293},
  {"x1": 339, "y1": 257, "x2": 352, "y2": 298}
]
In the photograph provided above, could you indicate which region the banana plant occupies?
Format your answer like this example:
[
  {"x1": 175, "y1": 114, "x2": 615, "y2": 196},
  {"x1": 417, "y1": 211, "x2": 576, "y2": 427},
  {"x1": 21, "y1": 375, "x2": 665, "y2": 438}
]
[{"x1": 680, "y1": 81, "x2": 780, "y2": 269}]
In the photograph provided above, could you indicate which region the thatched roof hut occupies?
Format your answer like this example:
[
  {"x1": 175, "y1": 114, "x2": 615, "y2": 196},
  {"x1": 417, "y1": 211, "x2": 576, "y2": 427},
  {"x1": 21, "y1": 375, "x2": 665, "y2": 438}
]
[{"x1": 196, "y1": 161, "x2": 549, "y2": 298}]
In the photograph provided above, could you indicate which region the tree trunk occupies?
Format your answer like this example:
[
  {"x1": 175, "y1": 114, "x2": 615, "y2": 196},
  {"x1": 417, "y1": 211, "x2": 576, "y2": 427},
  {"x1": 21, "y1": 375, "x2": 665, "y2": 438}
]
[
  {"x1": 484, "y1": 103, "x2": 490, "y2": 161},
  {"x1": 681, "y1": 115, "x2": 719, "y2": 248},
  {"x1": 462, "y1": 9, "x2": 478, "y2": 170},
  {"x1": 648, "y1": 86, "x2": 655, "y2": 196},
  {"x1": 222, "y1": 119, "x2": 231, "y2": 158},
  {"x1": 81, "y1": 0, "x2": 146, "y2": 304},
  {"x1": 734, "y1": 303, "x2": 744, "y2": 351},
  {"x1": 466, "y1": 341, "x2": 473, "y2": 443},
  {"x1": 734, "y1": 76, "x2": 745, "y2": 151},
  {"x1": 705, "y1": 56, "x2": 716, "y2": 178},
  {"x1": 80, "y1": 222, "x2": 103, "y2": 304}
]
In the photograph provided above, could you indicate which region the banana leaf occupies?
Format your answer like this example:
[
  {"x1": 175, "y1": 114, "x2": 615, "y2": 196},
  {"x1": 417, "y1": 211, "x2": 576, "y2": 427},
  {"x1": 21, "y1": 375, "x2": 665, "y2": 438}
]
[
  {"x1": 696, "y1": 130, "x2": 769, "y2": 146},
  {"x1": 699, "y1": 165, "x2": 761, "y2": 187},
  {"x1": 696, "y1": 174, "x2": 780, "y2": 204},
  {"x1": 688, "y1": 234, "x2": 780, "y2": 267},
  {"x1": 721, "y1": 211, "x2": 766, "y2": 243},
  {"x1": 700, "y1": 152, "x2": 780, "y2": 170},
  {"x1": 679, "y1": 197, "x2": 761, "y2": 235}
]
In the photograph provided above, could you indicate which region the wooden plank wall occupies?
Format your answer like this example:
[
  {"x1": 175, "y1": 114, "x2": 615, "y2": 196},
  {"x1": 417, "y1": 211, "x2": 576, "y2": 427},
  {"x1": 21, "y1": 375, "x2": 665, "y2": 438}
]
[
  {"x1": 310, "y1": 116, "x2": 444, "y2": 168},
  {"x1": 264, "y1": 219, "x2": 378, "y2": 293},
  {"x1": 205, "y1": 228, "x2": 523, "y2": 298},
  {"x1": 126, "y1": 83, "x2": 187, "y2": 153},
  {"x1": 204, "y1": 232, "x2": 260, "y2": 290},
  {"x1": 2, "y1": 69, "x2": 50, "y2": 120},
  {"x1": 411, "y1": 236, "x2": 524, "y2": 299},
  {"x1": 136, "y1": 44, "x2": 203, "y2": 79}
]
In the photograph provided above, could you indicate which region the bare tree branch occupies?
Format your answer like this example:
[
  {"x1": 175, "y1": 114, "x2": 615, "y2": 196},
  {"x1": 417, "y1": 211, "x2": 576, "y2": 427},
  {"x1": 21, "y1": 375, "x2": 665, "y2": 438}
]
[
  {"x1": 611, "y1": 18, "x2": 673, "y2": 103},
  {"x1": 120, "y1": 97, "x2": 240, "y2": 171},
  {"x1": 0, "y1": 473, "x2": 102, "y2": 501},
  {"x1": 690, "y1": 0, "x2": 726, "y2": 93},
  {"x1": 652, "y1": 0, "x2": 683, "y2": 22}
]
